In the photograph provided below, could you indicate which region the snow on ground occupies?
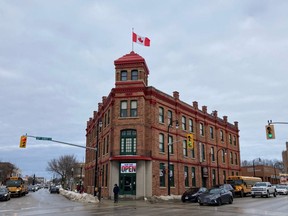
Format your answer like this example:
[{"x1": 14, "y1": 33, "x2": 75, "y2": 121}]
[
  {"x1": 59, "y1": 188, "x2": 181, "y2": 203},
  {"x1": 59, "y1": 188, "x2": 99, "y2": 203}
]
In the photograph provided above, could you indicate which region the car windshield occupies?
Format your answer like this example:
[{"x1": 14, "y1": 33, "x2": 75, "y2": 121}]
[
  {"x1": 254, "y1": 182, "x2": 267, "y2": 187},
  {"x1": 226, "y1": 179, "x2": 243, "y2": 186},
  {"x1": 6, "y1": 180, "x2": 21, "y2": 187},
  {"x1": 276, "y1": 185, "x2": 286, "y2": 189},
  {"x1": 0, "y1": 188, "x2": 7, "y2": 192},
  {"x1": 208, "y1": 188, "x2": 221, "y2": 194}
]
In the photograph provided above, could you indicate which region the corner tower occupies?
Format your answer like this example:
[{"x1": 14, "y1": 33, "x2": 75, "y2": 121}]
[{"x1": 114, "y1": 51, "x2": 149, "y2": 87}]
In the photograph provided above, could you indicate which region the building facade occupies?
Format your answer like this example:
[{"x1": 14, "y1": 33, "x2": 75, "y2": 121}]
[
  {"x1": 241, "y1": 165, "x2": 282, "y2": 184},
  {"x1": 84, "y1": 51, "x2": 240, "y2": 199}
]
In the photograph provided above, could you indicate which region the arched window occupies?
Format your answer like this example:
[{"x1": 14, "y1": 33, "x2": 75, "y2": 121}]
[
  {"x1": 131, "y1": 70, "x2": 138, "y2": 80},
  {"x1": 120, "y1": 130, "x2": 137, "y2": 155},
  {"x1": 120, "y1": 70, "x2": 127, "y2": 81}
]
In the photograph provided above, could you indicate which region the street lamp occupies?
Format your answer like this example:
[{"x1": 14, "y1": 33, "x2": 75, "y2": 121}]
[
  {"x1": 167, "y1": 119, "x2": 178, "y2": 196},
  {"x1": 94, "y1": 120, "x2": 102, "y2": 197},
  {"x1": 71, "y1": 168, "x2": 74, "y2": 191},
  {"x1": 253, "y1": 158, "x2": 261, "y2": 177},
  {"x1": 217, "y1": 148, "x2": 227, "y2": 185},
  {"x1": 274, "y1": 162, "x2": 281, "y2": 184}
]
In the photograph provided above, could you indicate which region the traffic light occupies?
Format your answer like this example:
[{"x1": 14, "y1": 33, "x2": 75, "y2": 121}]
[
  {"x1": 187, "y1": 133, "x2": 194, "y2": 149},
  {"x1": 19, "y1": 135, "x2": 27, "y2": 148},
  {"x1": 265, "y1": 125, "x2": 275, "y2": 139}
]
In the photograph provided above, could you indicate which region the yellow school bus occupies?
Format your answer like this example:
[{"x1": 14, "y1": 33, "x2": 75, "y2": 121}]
[
  {"x1": 5, "y1": 176, "x2": 28, "y2": 197},
  {"x1": 226, "y1": 176, "x2": 262, "y2": 197}
]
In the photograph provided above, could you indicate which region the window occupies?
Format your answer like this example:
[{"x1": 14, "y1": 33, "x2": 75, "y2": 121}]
[
  {"x1": 107, "y1": 110, "x2": 110, "y2": 125},
  {"x1": 212, "y1": 169, "x2": 216, "y2": 186},
  {"x1": 183, "y1": 140, "x2": 188, "y2": 157},
  {"x1": 220, "y1": 130, "x2": 224, "y2": 142},
  {"x1": 223, "y1": 171, "x2": 226, "y2": 184},
  {"x1": 120, "y1": 70, "x2": 127, "y2": 81},
  {"x1": 200, "y1": 123, "x2": 204, "y2": 136},
  {"x1": 131, "y1": 70, "x2": 138, "y2": 80},
  {"x1": 130, "y1": 100, "x2": 138, "y2": 117},
  {"x1": 229, "y1": 134, "x2": 232, "y2": 145},
  {"x1": 168, "y1": 110, "x2": 172, "y2": 125},
  {"x1": 106, "y1": 135, "x2": 109, "y2": 154},
  {"x1": 222, "y1": 149, "x2": 226, "y2": 163},
  {"x1": 201, "y1": 143, "x2": 205, "y2": 161},
  {"x1": 182, "y1": 116, "x2": 186, "y2": 130},
  {"x1": 159, "y1": 133, "x2": 165, "y2": 153},
  {"x1": 191, "y1": 167, "x2": 196, "y2": 186},
  {"x1": 160, "y1": 163, "x2": 165, "y2": 187},
  {"x1": 210, "y1": 127, "x2": 214, "y2": 139},
  {"x1": 169, "y1": 164, "x2": 175, "y2": 187},
  {"x1": 120, "y1": 101, "x2": 128, "y2": 117},
  {"x1": 233, "y1": 135, "x2": 237, "y2": 146},
  {"x1": 103, "y1": 137, "x2": 106, "y2": 155},
  {"x1": 168, "y1": 135, "x2": 174, "y2": 154},
  {"x1": 159, "y1": 107, "x2": 164, "y2": 123},
  {"x1": 191, "y1": 147, "x2": 195, "y2": 158},
  {"x1": 230, "y1": 152, "x2": 233, "y2": 164},
  {"x1": 120, "y1": 130, "x2": 137, "y2": 155},
  {"x1": 189, "y1": 119, "x2": 194, "y2": 132},
  {"x1": 235, "y1": 153, "x2": 238, "y2": 165},
  {"x1": 184, "y1": 166, "x2": 189, "y2": 187},
  {"x1": 211, "y1": 147, "x2": 215, "y2": 162}
]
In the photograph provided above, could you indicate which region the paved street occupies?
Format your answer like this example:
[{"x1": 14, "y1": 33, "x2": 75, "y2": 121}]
[{"x1": 1, "y1": 189, "x2": 288, "y2": 216}]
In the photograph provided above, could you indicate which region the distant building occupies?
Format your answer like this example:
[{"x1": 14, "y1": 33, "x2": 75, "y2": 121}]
[
  {"x1": 241, "y1": 165, "x2": 282, "y2": 184},
  {"x1": 84, "y1": 51, "x2": 240, "y2": 199},
  {"x1": 282, "y1": 142, "x2": 288, "y2": 173}
]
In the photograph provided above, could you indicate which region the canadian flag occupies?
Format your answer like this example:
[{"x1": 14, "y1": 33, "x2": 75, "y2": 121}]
[{"x1": 132, "y1": 32, "x2": 150, "y2": 47}]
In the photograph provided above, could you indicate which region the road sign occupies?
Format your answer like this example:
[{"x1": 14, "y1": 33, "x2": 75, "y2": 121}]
[{"x1": 36, "y1": 136, "x2": 52, "y2": 141}]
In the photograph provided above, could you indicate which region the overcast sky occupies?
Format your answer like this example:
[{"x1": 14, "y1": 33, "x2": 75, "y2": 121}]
[{"x1": 1, "y1": 0, "x2": 288, "y2": 179}]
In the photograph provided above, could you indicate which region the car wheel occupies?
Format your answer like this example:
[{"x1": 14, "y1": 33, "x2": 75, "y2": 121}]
[
  {"x1": 229, "y1": 197, "x2": 233, "y2": 204},
  {"x1": 252, "y1": 195, "x2": 255, "y2": 198},
  {"x1": 266, "y1": 191, "x2": 270, "y2": 198},
  {"x1": 198, "y1": 202, "x2": 203, "y2": 206},
  {"x1": 240, "y1": 190, "x2": 244, "y2": 198},
  {"x1": 217, "y1": 198, "x2": 222, "y2": 206},
  {"x1": 181, "y1": 196, "x2": 186, "y2": 203},
  {"x1": 274, "y1": 192, "x2": 277, "y2": 197}
]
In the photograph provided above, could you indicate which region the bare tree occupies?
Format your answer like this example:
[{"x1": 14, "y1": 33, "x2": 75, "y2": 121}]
[{"x1": 46, "y1": 155, "x2": 78, "y2": 187}]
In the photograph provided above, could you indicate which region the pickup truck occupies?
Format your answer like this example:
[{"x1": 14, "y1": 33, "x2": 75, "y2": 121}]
[{"x1": 251, "y1": 182, "x2": 277, "y2": 198}]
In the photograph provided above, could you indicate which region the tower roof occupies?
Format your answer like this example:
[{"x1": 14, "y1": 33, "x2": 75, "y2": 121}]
[{"x1": 114, "y1": 51, "x2": 149, "y2": 74}]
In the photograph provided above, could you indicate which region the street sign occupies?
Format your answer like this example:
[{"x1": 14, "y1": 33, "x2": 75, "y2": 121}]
[{"x1": 36, "y1": 136, "x2": 52, "y2": 141}]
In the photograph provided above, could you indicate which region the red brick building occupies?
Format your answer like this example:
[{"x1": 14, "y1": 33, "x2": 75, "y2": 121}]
[{"x1": 84, "y1": 51, "x2": 240, "y2": 199}]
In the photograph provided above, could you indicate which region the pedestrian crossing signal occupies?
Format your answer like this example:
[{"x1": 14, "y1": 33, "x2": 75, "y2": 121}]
[
  {"x1": 187, "y1": 133, "x2": 194, "y2": 149},
  {"x1": 19, "y1": 135, "x2": 27, "y2": 148}
]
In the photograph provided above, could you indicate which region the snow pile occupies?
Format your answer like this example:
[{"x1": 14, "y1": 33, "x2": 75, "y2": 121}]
[
  {"x1": 59, "y1": 188, "x2": 99, "y2": 203},
  {"x1": 149, "y1": 195, "x2": 181, "y2": 203}
]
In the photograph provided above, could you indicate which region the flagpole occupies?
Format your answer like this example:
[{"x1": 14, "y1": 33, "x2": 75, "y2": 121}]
[{"x1": 132, "y1": 28, "x2": 134, "y2": 51}]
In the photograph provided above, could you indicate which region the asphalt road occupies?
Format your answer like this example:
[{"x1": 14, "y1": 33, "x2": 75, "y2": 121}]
[{"x1": 1, "y1": 189, "x2": 288, "y2": 216}]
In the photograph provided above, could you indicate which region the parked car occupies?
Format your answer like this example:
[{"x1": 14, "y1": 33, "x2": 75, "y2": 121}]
[
  {"x1": 198, "y1": 188, "x2": 233, "y2": 206},
  {"x1": 275, "y1": 185, "x2": 288, "y2": 195},
  {"x1": 0, "y1": 187, "x2": 11, "y2": 201},
  {"x1": 251, "y1": 182, "x2": 277, "y2": 198},
  {"x1": 28, "y1": 185, "x2": 36, "y2": 192},
  {"x1": 181, "y1": 187, "x2": 207, "y2": 202},
  {"x1": 212, "y1": 184, "x2": 235, "y2": 197},
  {"x1": 49, "y1": 186, "x2": 60, "y2": 194}
]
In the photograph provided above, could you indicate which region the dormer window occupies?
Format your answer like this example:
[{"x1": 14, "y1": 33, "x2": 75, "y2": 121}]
[
  {"x1": 131, "y1": 70, "x2": 138, "y2": 80},
  {"x1": 120, "y1": 70, "x2": 127, "y2": 81}
]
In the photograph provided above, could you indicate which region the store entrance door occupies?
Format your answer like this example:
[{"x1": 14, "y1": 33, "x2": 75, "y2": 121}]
[{"x1": 120, "y1": 173, "x2": 136, "y2": 195}]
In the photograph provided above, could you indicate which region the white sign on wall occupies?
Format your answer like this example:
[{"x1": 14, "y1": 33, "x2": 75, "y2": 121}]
[{"x1": 121, "y1": 163, "x2": 136, "y2": 173}]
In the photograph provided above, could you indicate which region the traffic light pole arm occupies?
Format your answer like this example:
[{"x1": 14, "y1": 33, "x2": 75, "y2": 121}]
[
  {"x1": 25, "y1": 134, "x2": 97, "y2": 151},
  {"x1": 268, "y1": 120, "x2": 288, "y2": 125}
]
